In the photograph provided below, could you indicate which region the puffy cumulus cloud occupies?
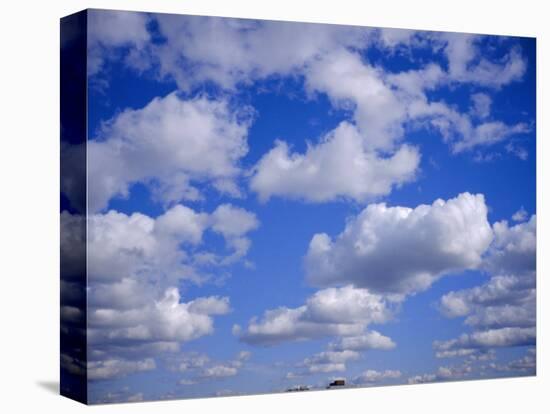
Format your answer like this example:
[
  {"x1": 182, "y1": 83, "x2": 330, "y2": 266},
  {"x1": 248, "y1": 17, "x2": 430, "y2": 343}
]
[
  {"x1": 178, "y1": 351, "x2": 251, "y2": 384},
  {"x1": 211, "y1": 204, "x2": 259, "y2": 238},
  {"x1": 485, "y1": 215, "x2": 536, "y2": 275},
  {"x1": 85, "y1": 16, "x2": 532, "y2": 213},
  {"x1": 438, "y1": 214, "x2": 535, "y2": 346},
  {"x1": 87, "y1": 208, "x2": 201, "y2": 285},
  {"x1": 153, "y1": 15, "x2": 368, "y2": 90},
  {"x1": 88, "y1": 288, "x2": 230, "y2": 381},
  {"x1": 88, "y1": 358, "x2": 156, "y2": 381},
  {"x1": 86, "y1": 203, "x2": 258, "y2": 286},
  {"x1": 237, "y1": 285, "x2": 393, "y2": 346},
  {"x1": 250, "y1": 122, "x2": 419, "y2": 203},
  {"x1": 149, "y1": 17, "x2": 527, "y2": 94},
  {"x1": 151, "y1": 20, "x2": 527, "y2": 156},
  {"x1": 89, "y1": 287, "x2": 230, "y2": 345},
  {"x1": 87, "y1": 93, "x2": 252, "y2": 213},
  {"x1": 210, "y1": 204, "x2": 260, "y2": 264},
  {"x1": 305, "y1": 49, "x2": 408, "y2": 151},
  {"x1": 433, "y1": 327, "x2": 536, "y2": 353},
  {"x1": 440, "y1": 275, "x2": 535, "y2": 328},
  {"x1": 88, "y1": 10, "x2": 151, "y2": 77},
  {"x1": 306, "y1": 193, "x2": 493, "y2": 295},
  {"x1": 149, "y1": 16, "x2": 529, "y2": 168},
  {"x1": 87, "y1": 14, "x2": 530, "y2": 164},
  {"x1": 440, "y1": 264, "x2": 535, "y2": 316},
  {"x1": 353, "y1": 369, "x2": 402, "y2": 384},
  {"x1": 63, "y1": 202, "x2": 257, "y2": 374},
  {"x1": 329, "y1": 331, "x2": 395, "y2": 352}
]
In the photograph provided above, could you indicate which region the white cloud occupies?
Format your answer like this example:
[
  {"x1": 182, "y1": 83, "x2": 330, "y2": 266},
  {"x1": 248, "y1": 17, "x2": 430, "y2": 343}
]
[
  {"x1": 512, "y1": 207, "x2": 528, "y2": 222},
  {"x1": 329, "y1": 331, "x2": 396, "y2": 352},
  {"x1": 200, "y1": 365, "x2": 238, "y2": 379},
  {"x1": 441, "y1": 33, "x2": 526, "y2": 87},
  {"x1": 88, "y1": 10, "x2": 151, "y2": 77},
  {"x1": 87, "y1": 93, "x2": 252, "y2": 213},
  {"x1": 485, "y1": 215, "x2": 536, "y2": 275},
  {"x1": 85, "y1": 203, "x2": 258, "y2": 287},
  {"x1": 470, "y1": 93, "x2": 492, "y2": 119},
  {"x1": 287, "y1": 350, "x2": 360, "y2": 377},
  {"x1": 505, "y1": 142, "x2": 529, "y2": 160},
  {"x1": 152, "y1": 18, "x2": 526, "y2": 93},
  {"x1": 451, "y1": 121, "x2": 530, "y2": 153},
  {"x1": 408, "y1": 373, "x2": 437, "y2": 384},
  {"x1": 211, "y1": 204, "x2": 259, "y2": 238},
  {"x1": 305, "y1": 49, "x2": 408, "y2": 151},
  {"x1": 433, "y1": 327, "x2": 536, "y2": 352},
  {"x1": 487, "y1": 349, "x2": 536, "y2": 374},
  {"x1": 436, "y1": 213, "x2": 536, "y2": 364},
  {"x1": 386, "y1": 63, "x2": 445, "y2": 97},
  {"x1": 374, "y1": 28, "x2": 526, "y2": 91},
  {"x1": 176, "y1": 353, "x2": 210, "y2": 372},
  {"x1": 376, "y1": 28, "x2": 423, "y2": 49},
  {"x1": 435, "y1": 348, "x2": 479, "y2": 359},
  {"x1": 407, "y1": 98, "x2": 530, "y2": 153},
  {"x1": 83, "y1": 16, "x2": 532, "y2": 216},
  {"x1": 88, "y1": 358, "x2": 156, "y2": 380},
  {"x1": 70, "y1": 201, "x2": 259, "y2": 369},
  {"x1": 250, "y1": 122, "x2": 419, "y2": 203},
  {"x1": 210, "y1": 204, "x2": 260, "y2": 264},
  {"x1": 154, "y1": 15, "x2": 367, "y2": 90},
  {"x1": 464, "y1": 304, "x2": 535, "y2": 329},
  {"x1": 155, "y1": 205, "x2": 210, "y2": 245},
  {"x1": 89, "y1": 287, "x2": 230, "y2": 345},
  {"x1": 147, "y1": 16, "x2": 531, "y2": 178},
  {"x1": 440, "y1": 274, "x2": 535, "y2": 322},
  {"x1": 300, "y1": 350, "x2": 359, "y2": 374},
  {"x1": 178, "y1": 351, "x2": 251, "y2": 384},
  {"x1": 353, "y1": 369, "x2": 402, "y2": 384},
  {"x1": 237, "y1": 285, "x2": 393, "y2": 346},
  {"x1": 87, "y1": 208, "x2": 201, "y2": 285},
  {"x1": 305, "y1": 193, "x2": 493, "y2": 294},
  {"x1": 408, "y1": 364, "x2": 472, "y2": 384}
]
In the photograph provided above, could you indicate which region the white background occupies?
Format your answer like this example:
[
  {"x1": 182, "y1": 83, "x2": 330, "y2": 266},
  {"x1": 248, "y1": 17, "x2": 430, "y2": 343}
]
[{"x1": 0, "y1": 0, "x2": 546, "y2": 412}]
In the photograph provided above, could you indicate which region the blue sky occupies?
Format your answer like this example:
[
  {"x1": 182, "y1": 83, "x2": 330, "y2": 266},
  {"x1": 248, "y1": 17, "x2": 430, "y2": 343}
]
[{"x1": 61, "y1": 9, "x2": 536, "y2": 404}]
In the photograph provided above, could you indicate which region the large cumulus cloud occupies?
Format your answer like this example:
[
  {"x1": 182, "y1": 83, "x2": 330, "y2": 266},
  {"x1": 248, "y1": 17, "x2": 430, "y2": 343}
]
[{"x1": 305, "y1": 192, "x2": 493, "y2": 294}]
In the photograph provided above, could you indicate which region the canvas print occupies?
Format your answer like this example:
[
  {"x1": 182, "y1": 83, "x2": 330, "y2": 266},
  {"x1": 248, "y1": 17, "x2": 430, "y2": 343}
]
[{"x1": 60, "y1": 9, "x2": 536, "y2": 404}]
